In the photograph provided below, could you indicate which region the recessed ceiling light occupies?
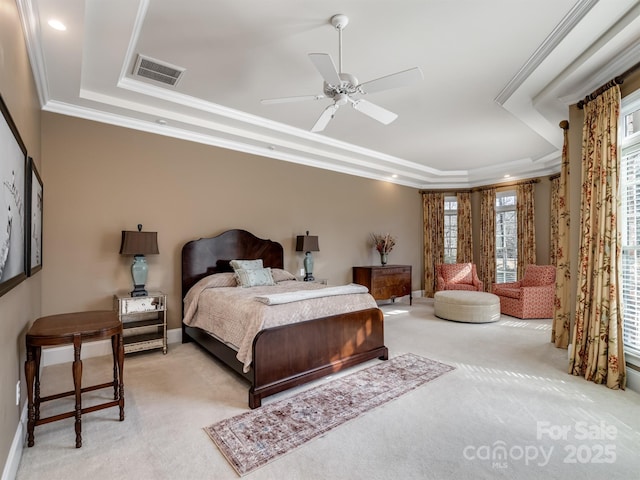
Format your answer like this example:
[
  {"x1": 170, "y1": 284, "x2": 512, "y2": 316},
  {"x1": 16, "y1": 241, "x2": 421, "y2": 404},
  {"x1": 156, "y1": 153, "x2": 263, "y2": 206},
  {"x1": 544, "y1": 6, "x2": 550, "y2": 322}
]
[
  {"x1": 48, "y1": 19, "x2": 67, "y2": 31},
  {"x1": 504, "y1": 174, "x2": 510, "y2": 178},
  {"x1": 391, "y1": 174, "x2": 398, "y2": 178},
  {"x1": 156, "y1": 119, "x2": 167, "y2": 125}
]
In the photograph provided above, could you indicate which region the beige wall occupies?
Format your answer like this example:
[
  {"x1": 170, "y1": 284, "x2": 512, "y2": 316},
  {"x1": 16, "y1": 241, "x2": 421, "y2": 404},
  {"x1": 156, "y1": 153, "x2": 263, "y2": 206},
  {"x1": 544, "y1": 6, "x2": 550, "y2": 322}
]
[
  {"x1": 535, "y1": 178, "x2": 552, "y2": 265},
  {"x1": 40, "y1": 113, "x2": 424, "y2": 330},
  {"x1": 0, "y1": 0, "x2": 42, "y2": 470}
]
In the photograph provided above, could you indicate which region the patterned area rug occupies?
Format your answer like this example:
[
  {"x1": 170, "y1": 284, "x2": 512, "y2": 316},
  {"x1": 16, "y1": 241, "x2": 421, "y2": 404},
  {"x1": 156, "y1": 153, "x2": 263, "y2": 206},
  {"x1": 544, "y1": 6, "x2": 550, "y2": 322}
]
[{"x1": 204, "y1": 353, "x2": 454, "y2": 476}]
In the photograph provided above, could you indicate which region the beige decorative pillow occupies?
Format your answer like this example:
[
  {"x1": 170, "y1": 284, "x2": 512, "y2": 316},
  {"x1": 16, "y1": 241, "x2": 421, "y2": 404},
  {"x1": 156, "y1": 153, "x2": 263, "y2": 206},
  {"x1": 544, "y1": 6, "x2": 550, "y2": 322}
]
[
  {"x1": 230, "y1": 259, "x2": 264, "y2": 271},
  {"x1": 271, "y1": 268, "x2": 297, "y2": 283},
  {"x1": 235, "y1": 267, "x2": 276, "y2": 287}
]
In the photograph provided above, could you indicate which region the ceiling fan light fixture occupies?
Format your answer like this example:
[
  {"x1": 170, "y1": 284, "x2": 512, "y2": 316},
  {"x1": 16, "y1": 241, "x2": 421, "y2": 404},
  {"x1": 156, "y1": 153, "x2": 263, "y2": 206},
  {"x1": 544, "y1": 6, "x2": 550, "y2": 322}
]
[{"x1": 335, "y1": 93, "x2": 349, "y2": 106}]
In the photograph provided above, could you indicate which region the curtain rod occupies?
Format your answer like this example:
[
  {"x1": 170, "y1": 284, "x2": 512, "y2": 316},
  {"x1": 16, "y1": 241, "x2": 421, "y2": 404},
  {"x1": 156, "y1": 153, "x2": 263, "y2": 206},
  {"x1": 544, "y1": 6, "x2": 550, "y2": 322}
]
[
  {"x1": 421, "y1": 176, "x2": 543, "y2": 195},
  {"x1": 577, "y1": 61, "x2": 640, "y2": 109},
  {"x1": 577, "y1": 78, "x2": 623, "y2": 109},
  {"x1": 470, "y1": 178, "x2": 540, "y2": 192}
]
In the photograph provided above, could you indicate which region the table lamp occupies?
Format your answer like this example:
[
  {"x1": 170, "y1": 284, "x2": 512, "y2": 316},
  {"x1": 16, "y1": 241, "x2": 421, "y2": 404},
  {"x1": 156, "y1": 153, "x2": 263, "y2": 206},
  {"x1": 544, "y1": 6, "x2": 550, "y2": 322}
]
[
  {"x1": 119, "y1": 224, "x2": 159, "y2": 297},
  {"x1": 295, "y1": 231, "x2": 319, "y2": 281}
]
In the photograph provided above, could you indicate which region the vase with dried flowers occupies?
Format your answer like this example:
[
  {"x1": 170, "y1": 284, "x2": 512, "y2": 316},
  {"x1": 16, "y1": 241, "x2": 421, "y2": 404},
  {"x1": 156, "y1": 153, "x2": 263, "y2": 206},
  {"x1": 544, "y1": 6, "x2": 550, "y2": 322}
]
[{"x1": 371, "y1": 233, "x2": 396, "y2": 266}]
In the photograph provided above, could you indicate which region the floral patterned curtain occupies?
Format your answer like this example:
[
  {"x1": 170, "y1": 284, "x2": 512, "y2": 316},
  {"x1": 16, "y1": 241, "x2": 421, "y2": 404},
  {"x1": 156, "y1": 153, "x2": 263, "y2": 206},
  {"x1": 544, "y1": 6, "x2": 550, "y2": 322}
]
[
  {"x1": 456, "y1": 192, "x2": 473, "y2": 263},
  {"x1": 569, "y1": 86, "x2": 626, "y2": 389},
  {"x1": 550, "y1": 176, "x2": 559, "y2": 267},
  {"x1": 516, "y1": 183, "x2": 536, "y2": 279},
  {"x1": 479, "y1": 188, "x2": 496, "y2": 292},
  {"x1": 552, "y1": 121, "x2": 571, "y2": 348},
  {"x1": 422, "y1": 192, "x2": 444, "y2": 297}
]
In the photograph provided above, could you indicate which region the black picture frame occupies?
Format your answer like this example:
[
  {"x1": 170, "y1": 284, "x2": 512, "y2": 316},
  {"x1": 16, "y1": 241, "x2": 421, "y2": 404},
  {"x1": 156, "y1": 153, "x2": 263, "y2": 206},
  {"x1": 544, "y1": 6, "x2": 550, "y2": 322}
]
[
  {"x1": 0, "y1": 93, "x2": 27, "y2": 297},
  {"x1": 27, "y1": 157, "x2": 43, "y2": 276}
]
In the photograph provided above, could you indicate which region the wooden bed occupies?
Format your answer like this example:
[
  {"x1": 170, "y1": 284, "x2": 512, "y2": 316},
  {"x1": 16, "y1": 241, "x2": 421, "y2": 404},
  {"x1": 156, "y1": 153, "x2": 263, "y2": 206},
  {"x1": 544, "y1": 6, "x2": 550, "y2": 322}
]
[{"x1": 181, "y1": 229, "x2": 388, "y2": 408}]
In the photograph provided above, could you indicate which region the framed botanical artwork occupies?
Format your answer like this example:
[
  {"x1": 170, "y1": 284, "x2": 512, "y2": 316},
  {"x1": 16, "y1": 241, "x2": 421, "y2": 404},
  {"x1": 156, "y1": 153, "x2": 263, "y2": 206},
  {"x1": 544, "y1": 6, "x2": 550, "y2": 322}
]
[
  {"x1": 0, "y1": 93, "x2": 27, "y2": 297},
  {"x1": 27, "y1": 157, "x2": 43, "y2": 276}
]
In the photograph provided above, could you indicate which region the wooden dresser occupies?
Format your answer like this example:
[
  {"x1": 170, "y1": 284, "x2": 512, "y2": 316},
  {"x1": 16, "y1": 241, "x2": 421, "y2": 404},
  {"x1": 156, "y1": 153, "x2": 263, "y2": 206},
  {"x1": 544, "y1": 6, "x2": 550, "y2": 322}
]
[{"x1": 353, "y1": 265, "x2": 412, "y2": 305}]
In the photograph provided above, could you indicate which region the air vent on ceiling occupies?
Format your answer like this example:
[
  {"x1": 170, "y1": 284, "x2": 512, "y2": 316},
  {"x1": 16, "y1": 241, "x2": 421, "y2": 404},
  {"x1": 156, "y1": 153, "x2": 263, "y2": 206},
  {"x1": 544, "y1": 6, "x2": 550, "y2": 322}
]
[{"x1": 133, "y1": 54, "x2": 185, "y2": 87}]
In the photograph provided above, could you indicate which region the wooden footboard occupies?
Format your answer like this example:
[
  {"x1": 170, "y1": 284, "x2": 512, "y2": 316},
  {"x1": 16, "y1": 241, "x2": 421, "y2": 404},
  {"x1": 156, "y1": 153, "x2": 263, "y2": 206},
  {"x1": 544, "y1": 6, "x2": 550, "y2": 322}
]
[
  {"x1": 183, "y1": 307, "x2": 387, "y2": 408},
  {"x1": 249, "y1": 307, "x2": 387, "y2": 408}
]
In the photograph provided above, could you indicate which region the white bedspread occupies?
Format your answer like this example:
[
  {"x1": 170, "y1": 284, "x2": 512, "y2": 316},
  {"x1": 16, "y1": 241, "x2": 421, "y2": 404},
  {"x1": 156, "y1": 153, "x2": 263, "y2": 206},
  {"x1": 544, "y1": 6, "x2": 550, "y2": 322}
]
[
  {"x1": 254, "y1": 283, "x2": 368, "y2": 305},
  {"x1": 183, "y1": 278, "x2": 377, "y2": 372}
]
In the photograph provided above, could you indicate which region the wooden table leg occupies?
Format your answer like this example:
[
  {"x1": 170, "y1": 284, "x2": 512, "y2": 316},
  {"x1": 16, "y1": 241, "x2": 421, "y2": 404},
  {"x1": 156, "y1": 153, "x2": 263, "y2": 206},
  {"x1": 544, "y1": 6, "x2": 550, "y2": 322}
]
[
  {"x1": 34, "y1": 346, "x2": 41, "y2": 421},
  {"x1": 116, "y1": 333, "x2": 125, "y2": 421},
  {"x1": 72, "y1": 334, "x2": 82, "y2": 448},
  {"x1": 25, "y1": 346, "x2": 35, "y2": 447},
  {"x1": 111, "y1": 334, "x2": 118, "y2": 400}
]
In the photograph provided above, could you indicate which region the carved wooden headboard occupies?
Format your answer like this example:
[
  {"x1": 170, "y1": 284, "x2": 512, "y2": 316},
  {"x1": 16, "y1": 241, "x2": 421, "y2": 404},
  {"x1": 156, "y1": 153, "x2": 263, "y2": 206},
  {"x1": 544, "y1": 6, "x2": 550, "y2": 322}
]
[{"x1": 181, "y1": 229, "x2": 284, "y2": 300}]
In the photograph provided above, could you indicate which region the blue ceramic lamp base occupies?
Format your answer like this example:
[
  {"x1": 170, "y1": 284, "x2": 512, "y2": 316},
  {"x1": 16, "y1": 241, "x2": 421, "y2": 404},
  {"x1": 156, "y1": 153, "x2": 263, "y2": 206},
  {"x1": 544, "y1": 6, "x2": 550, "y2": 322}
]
[
  {"x1": 303, "y1": 251, "x2": 315, "y2": 281},
  {"x1": 130, "y1": 254, "x2": 149, "y2": 297}
]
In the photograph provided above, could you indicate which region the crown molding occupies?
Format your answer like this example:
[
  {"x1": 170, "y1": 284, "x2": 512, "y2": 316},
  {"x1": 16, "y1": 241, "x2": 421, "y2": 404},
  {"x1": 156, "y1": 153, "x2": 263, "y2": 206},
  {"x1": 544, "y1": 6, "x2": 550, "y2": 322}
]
[
  {"x1": 15, "y1": 0, "x2": 49, "y2": 106},
  {"x1": 494, "y1": 0, "x2": 598, "y2": 105}
]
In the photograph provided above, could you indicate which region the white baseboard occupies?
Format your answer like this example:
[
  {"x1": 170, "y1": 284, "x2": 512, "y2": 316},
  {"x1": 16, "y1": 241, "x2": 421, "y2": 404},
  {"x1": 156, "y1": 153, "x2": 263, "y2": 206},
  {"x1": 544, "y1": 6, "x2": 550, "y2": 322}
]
[
  {"x1": 626, "y1": 365, "x2": 640, "y2": 393},
  {"x1": 42, "y1": 328, "x2": 182, "y2": 367},
  {"x1": 2, "y1": 404, "x2": 27, "y2": 480}
]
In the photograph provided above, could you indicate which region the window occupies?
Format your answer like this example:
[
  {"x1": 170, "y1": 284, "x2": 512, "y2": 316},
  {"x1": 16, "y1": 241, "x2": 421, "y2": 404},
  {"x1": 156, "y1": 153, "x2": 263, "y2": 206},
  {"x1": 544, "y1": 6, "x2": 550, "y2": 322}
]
[
  {"x1": 495, "y1": 191, "x2": 517, "y2": 283},
  {"x1": 444, "y1": 196, "x2": 457, "y2": 263},
  {"x1": 620, "y1": 91, "x2": 640, "y2": 359}
]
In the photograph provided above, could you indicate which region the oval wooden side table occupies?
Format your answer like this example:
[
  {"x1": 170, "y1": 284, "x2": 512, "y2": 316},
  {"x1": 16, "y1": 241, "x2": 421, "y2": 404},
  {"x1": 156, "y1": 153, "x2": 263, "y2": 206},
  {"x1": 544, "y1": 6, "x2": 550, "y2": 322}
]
[{"x1": 24, "y1": 310, "x2": 125, "y2": 448}]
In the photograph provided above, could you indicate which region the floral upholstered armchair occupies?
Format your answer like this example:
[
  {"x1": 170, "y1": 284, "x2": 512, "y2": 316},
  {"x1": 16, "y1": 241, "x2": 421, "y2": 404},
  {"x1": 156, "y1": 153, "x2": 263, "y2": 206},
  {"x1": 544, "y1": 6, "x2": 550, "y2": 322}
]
[
  {"x1": 436, "y1": 263, "x2": 483, "y2": 292},
  {"x1": 492, "y1": 265, "x2": 556, "y2": 319}
]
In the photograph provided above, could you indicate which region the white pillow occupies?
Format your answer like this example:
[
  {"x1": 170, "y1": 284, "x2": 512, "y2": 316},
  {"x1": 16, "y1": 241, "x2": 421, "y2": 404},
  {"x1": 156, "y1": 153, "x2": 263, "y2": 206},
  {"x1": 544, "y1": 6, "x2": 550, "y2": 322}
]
[{"x1": 235, "y1": 267, "x2": 276, "y2": 288}]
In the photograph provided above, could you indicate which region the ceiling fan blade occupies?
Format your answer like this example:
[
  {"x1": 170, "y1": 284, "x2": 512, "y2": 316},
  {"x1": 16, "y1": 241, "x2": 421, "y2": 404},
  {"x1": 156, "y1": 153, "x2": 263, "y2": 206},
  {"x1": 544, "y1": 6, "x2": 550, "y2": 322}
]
[
  {"x1": 309, "y1": 53, "x2": 341, "y2": 86},
  {"x1": 358, "y1": 67, "x2": 424, "y2": 95},
  {"x1": 261, "y1": 94, "x2": 325, "y2": 105},
  {"x1": 351, "y1": 99, "x2": 398, "y2": 125},
  {"x1": 311, "y1": 103, "x2": 339, "y2": 132}
]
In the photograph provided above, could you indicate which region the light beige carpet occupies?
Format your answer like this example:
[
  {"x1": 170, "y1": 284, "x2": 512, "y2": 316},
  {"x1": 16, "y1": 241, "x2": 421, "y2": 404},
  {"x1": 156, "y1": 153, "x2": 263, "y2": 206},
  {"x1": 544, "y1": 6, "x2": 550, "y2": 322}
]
[
  {"x1": 206, "y1": 353, "x2": 454, "y2": 475},
  {"x1": 15, "y1": 298, "x2": 640, "y2": 479}
]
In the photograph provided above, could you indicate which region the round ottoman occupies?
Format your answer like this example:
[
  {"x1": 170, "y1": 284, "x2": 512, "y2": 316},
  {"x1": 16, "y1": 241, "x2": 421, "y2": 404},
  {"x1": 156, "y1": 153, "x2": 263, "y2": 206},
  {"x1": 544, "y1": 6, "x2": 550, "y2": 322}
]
[{"x1": 434, "y1": 290, "x2": 500, "y2": 323}]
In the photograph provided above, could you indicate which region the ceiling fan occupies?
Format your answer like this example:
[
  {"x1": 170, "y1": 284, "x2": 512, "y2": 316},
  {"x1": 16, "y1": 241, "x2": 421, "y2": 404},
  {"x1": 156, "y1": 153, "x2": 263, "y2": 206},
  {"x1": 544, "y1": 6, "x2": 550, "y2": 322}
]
[{"x1": 261, "y1": 14, "x2": 424, "y2": 133}]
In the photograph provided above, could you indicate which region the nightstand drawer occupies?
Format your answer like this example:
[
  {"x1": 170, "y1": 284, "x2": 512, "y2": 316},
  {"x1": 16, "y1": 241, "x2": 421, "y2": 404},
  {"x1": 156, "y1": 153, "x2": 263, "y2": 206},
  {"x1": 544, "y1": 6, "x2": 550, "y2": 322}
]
[
  {"x1": 114, "y1": 292, "x2": 167, "y2": 354},
  {"x1": 117, "y1": 294, "x2": 165, "y2": 314}
]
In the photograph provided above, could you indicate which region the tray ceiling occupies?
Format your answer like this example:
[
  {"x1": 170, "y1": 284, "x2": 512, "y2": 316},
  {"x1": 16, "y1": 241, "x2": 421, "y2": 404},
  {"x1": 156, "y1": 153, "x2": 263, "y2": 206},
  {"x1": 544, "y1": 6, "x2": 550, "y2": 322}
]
[{"x1": 17, "y1": 0, "x2": 640, "y2": 188}]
